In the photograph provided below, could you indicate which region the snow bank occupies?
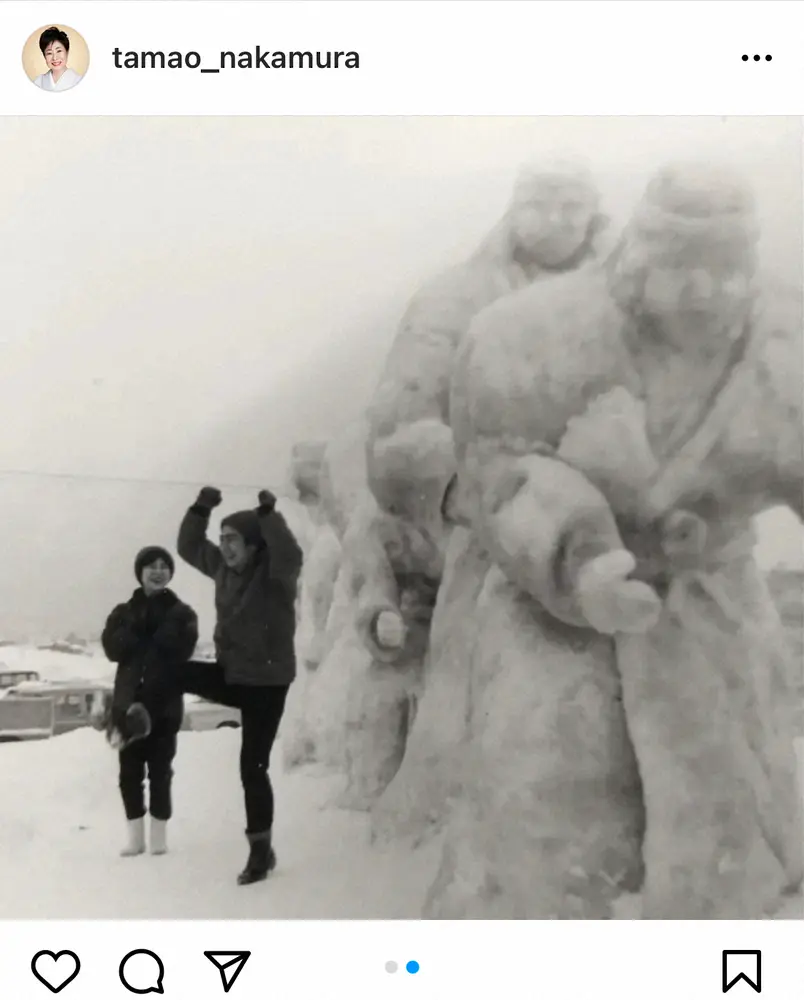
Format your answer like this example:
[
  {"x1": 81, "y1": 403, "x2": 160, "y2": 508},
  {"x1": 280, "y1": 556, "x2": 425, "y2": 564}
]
[{"x1": 0, "y1": 644, "x2": 114, "y2": 684}]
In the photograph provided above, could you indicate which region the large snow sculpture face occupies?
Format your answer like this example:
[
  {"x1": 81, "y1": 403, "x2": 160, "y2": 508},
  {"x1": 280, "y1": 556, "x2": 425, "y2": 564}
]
[
  {"x1": 609, "y1": 163, "x2": 759, "y2": 348},
  {"x1": 509, "y1": 165, "x2": 600, "y2": 268}
]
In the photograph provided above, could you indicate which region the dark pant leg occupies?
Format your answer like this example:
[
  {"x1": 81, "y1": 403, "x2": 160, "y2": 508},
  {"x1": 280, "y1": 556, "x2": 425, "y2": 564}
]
[
  {"x1": 119, "y1": 741, "x2": 147, "y2": 820},
  {"x1": 140, "y1": 660, "x2": 240, "y2": 714},
  {"x1": 175, "y1": 661, "x2": 241, "y2": 705},
  {"x1": 146, "y1": 733, "x2": 178, "y2": 821},
  {"x1": 237, "y1": 686, "x2": 290, "y2": 834}
]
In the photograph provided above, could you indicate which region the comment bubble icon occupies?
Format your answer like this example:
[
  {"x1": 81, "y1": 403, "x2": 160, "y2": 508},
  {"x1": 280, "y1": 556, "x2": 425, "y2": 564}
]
[{"x1": 119, "y1": 950, "x2": 165, "y2": 995}]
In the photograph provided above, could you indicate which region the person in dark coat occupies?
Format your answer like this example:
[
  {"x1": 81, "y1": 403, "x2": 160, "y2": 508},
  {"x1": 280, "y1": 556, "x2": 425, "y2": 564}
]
[
  {"x1": 133, "y1": 487, "x2": 304, "y2": 885},
  {"x1": 101, "y1": 546, "x2": 198, "y2": 858}
]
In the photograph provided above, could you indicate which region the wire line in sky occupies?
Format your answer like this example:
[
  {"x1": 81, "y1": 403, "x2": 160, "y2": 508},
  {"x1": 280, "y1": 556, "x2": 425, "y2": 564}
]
[{"x1": 0, "y1": 467, "x2": 276, "y2": 493}]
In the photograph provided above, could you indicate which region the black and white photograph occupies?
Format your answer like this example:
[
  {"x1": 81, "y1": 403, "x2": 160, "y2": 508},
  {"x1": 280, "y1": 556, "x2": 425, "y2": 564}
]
[{"x1": 0, "y1": 115, "x2": 801, "y2": 920}]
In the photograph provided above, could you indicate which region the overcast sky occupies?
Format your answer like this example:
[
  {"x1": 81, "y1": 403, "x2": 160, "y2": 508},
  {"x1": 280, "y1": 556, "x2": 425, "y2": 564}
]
[{"x1": 0, "y1": 116, "x2": 800, "y2": 641}]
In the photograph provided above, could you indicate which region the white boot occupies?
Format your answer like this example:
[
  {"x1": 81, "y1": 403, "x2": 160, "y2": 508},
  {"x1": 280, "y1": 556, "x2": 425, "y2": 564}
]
[
  {"x1": 150, "y1": 817, "x2": 168, "y2": 856},
  {"x1": 121, "y1": 817, "x2": 145, "y2": 857}
]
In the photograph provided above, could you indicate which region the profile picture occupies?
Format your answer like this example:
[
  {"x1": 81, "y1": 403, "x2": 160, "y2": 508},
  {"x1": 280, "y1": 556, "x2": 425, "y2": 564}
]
[{"x1": 22, "y1": 24, "x2": 89, "y2": 92}]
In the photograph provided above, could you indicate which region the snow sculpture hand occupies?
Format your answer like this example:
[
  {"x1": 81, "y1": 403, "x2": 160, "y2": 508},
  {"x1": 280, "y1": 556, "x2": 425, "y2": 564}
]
[
  {"x1": 374, "y1": 610, "x2": 407, "y2": 650},
  {"x1": 576, "y1": 549, "x2": 662, "y2": 635}
]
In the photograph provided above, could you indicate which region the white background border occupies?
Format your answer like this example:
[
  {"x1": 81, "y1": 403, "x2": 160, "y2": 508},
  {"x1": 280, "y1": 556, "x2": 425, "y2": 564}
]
[{"x1": 0, "y1": 2, "x2": 801, "y2": 998}]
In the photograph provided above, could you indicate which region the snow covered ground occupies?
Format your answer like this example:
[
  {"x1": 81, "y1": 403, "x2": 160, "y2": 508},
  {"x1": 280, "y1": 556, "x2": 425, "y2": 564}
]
[
  {"x1": 0, "y1": 646, "x2": 439, "y2": 919},
  {"x1": 0, "y1": 645, "x2": 800, "y2": 920},
  {"x1": 0, "y1": 727, "x2": 442, "y2": 919}
]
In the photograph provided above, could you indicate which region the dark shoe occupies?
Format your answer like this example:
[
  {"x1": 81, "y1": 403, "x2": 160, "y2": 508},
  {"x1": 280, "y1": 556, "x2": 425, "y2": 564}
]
[{"x1": 237, "y1": 830, "x2": 276, "y2": 886}]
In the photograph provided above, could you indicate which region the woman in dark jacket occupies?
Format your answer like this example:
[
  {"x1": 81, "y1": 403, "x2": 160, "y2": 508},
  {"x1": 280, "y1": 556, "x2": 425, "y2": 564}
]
[{"x1": 101, "y1": 546, "x2": 198, "y2": 857}]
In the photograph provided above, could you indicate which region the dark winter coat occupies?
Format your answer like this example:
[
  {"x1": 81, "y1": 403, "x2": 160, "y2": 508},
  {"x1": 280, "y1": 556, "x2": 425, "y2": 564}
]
[
  {"x1": 101, "y1": 588, "x2": 198, "y2": 735},
  {"x1": 177, "y1": 504, "x2": 303, "y2": 686}
]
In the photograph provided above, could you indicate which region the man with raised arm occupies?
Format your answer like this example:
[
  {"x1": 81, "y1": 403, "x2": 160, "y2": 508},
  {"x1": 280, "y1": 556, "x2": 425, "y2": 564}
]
[{"x1": 136, "y1": 485, "x2": 303, "y2": 886}]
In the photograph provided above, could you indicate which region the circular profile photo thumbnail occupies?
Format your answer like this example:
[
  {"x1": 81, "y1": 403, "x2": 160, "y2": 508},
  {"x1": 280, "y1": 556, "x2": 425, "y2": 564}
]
[{"x1": 22, "y1": 24, "x2": 89, "y2": 93}]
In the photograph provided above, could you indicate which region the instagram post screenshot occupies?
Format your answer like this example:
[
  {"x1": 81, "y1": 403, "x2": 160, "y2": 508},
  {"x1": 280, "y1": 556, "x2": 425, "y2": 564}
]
[{"x1": 0, "y1": 0, "x2": 801, "y2": 996}]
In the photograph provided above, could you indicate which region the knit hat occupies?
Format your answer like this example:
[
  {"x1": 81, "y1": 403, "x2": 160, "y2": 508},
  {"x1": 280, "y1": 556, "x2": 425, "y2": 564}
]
[
  {"x1": 221, "y1": 510, "x2": 265, "y2": 549},
  {"x1": 134, "y1": 546, "x2": 175, "y2": 583}
]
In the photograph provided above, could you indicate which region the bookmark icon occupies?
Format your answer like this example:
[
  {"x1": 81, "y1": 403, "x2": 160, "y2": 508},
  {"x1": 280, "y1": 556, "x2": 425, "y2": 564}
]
[{"x1": 722, "y1": 950, "x2": 761, "y2": 993}]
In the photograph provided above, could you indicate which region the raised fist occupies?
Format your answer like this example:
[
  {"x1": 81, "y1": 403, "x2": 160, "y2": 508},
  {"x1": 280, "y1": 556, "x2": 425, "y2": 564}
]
[
  {"x1": 374, "y1": 610, "x2": 407, "y2": 650},
  {"x1": 576, "y1": 549, "x2": 662, "y2": 636},
  {"x1": 258, "y1": 488, "x2": 277, "y2": 511},
  {"x1": 196, "y1": 486, "x2": 222, "y2": 510}
]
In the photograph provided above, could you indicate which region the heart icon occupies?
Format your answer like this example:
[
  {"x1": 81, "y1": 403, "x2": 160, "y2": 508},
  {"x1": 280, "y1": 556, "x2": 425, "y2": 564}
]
[{"x1": 31, "y1": 951, "x2": 81, "y2": 993}]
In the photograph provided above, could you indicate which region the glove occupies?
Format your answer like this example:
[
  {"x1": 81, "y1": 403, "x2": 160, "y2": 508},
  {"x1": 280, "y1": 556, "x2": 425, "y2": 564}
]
[
  {"x1": 258, "y1": 489, "x2": 277, "y2": 512},
  {"x1": 124, "y1": 703, "x2": 152, "y2": 742},
  {"x1": 195, "y1": 486, "x2": 222, "y2": 510}
]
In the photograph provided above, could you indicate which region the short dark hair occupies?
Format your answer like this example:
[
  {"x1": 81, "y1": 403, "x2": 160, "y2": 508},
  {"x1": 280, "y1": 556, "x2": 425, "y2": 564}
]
[{"x1": 39, "y1": 27, "x2": 70, "y2": 55}]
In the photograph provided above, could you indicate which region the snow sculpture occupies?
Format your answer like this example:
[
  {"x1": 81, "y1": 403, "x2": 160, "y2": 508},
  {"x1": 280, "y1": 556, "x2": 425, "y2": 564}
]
[
  {"x1": 422, "y1": 162, "x2": 803, "y2": 919},
  {"x1": 364, "y1": 159, "x2": 611, "y2": 842}
]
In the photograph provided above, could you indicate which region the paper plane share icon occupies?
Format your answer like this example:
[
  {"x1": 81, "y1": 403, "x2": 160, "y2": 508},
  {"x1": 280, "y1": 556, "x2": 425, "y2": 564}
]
[{"x1": 204, "y1": 951, "x2": 251, "y2": 993}]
